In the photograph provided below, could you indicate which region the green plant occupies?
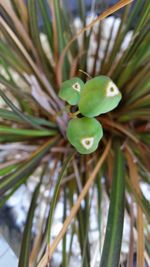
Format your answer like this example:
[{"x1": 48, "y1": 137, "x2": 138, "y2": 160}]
[
  {"x1": 0, "y1": 0, "x2": 149, "y2": 267},
  {"x1": 67, "y1": 117, "x2": 103, "y2": 154},
  {"x1": 79, "y1": 76, "x2": 122, "y2": 117},
  {"x1": 60, "y1": 75, "x2": 121, "y2": 154},
  {"x1": 59, "y1": 77, "x2": 84, "y2": 105}
]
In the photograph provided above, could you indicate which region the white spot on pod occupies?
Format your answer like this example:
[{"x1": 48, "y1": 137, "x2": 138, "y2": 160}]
[
  {"x1": 106, "y1": 81, "x2": 119, "y2": 97},
  {"x1": 72, "y1": 82, "x2": 81, "y2": 92},
  {"x1": 81, "y1": 137, "x2": 94, "y2": 149}
]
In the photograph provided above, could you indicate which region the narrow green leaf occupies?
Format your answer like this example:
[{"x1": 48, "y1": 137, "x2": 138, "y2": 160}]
[
  {"x1": 107, "y1": 5, "x2": 130, "y2": 67},
  {"x1": 100, "y1": 19, "x2": 116, "y2": 74},
  {"x1": 0, "y1": 73, "x2": 30, "y2": 100},
  {"x1": 100, "y1": 144, "x2": 125, "y2": 267},
  {"x1": 0, "y1": 174, "x2": 28, "y2": 208},
  {"x1": 81, "y1": 190, "x2": 93, "y2": 267},
  {"x1": 53, "y1": 0, "x2": 70, "y2": 79},
  {"x1": 0, "y1": 40, "x2": 30, "y2": 73},
  {"x1": 126, "y1": 177, "x2": 150, "y2": 223},
  {"x1": 0, "y1": 89, "x2": 44, "y2": 130},
  {"x1": 38, "y1": 0, "x2": 53, "y2": 51},
  {"x1": 0, "y1": 138, "x2": 58, "y2": 196},
  {"x1": 0, "y1": 125, "x2": 57, "y2": 136},
  {"x1": 77, "y1": 0, "x2": 86, "y2": 28},
  {"x1": 0, "y1": 135, "x2": 36, "y2": 143},
  {"x1": 62, "y1": 187, "x2": 67, "y2": 267},
  {"x1": 96, "y1": 171, "x2": 102, "y2": 250},
  {"x1": 27, "y1": 0, "x2": 53, "y2": 79},
  {"x1": 0, "y1": 58, "x2": 15, "y2": 83},
  {"x1": 135, "y1": 1, "x2": 150, "y2": 33},
  {"x1": 0, "y1": 73, "x2": 33, "y2": 112},
  {"x1": 47, "y1": 151, "x2": 75, "y2": 243},
  {"x1": 0, "y1": 163, "x2": 19, "y2": 176},
  {"x1": 53, "y1": 0, "x2": 65, "y2": 55},
  {"x1": 18, "y1": 175, "x2": 43, "y2": 267},
  {"x1": 0, "y1": 108, "x2": 56, "y2": 128}
]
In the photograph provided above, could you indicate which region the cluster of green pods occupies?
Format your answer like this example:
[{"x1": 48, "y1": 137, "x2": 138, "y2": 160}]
[{"x1": 59, "y1": 75, "x2": 122, "y2": 154}]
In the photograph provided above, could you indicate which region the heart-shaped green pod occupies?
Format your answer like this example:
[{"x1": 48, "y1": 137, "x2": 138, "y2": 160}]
[
  {"x1": 58, "y1": 77, "x2": 84, "y2": 105},
  {"x1": 67, "y1": 117, "x2": 103, "y2": 154},
  {"x1": 78, "y1": 76, "x2": 122, "y2": 117}
]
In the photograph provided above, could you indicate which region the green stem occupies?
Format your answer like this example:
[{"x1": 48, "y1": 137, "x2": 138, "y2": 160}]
[{"x1": 73, "y1": 110, "x2": 80, "y2": 116}]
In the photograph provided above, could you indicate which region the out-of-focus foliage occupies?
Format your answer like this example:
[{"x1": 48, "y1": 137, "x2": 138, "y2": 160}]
[{"x1": 0, "y1": 0, "x2": 149, "y2": 266}]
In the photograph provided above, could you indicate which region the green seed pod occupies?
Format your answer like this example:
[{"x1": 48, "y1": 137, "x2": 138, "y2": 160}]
[
  {"x1": 67, "y1": 117, "x2": 103, "y2": 154},
  {"x1": 58, "y1": 77, "x2": 84, "y2": 105},
  {"x1": 78, "y1": 76, "x2": 122, "y2": 117}
]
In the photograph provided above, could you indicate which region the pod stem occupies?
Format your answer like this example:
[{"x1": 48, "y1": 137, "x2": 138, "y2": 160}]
[{"x1": 69, "y1": 110, "x2": 81, "y2": 118}]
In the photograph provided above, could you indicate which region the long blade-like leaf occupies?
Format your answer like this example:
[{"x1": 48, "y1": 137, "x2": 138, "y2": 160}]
[
  {"x1": 0, "y1": 108, "x2": 56, "y2": 128},
  {"x1": 100, "y1": 143, "x2": 125, "y2": 267},
  {"x1": 0, "y1": 125, "x2": 57, "y2": 136},
  {"x1": 47, "y1": 151, "x2": 75, "y2": 243},
  {"x1": 0, "y1": 89, "x2": 44, "y2": 130},
  {"x1": 0, "y1": 137, "x2": 58, "y2": 196},
  {"x1": 18, "y1": 174, "x2": 43, "y2": 267}
]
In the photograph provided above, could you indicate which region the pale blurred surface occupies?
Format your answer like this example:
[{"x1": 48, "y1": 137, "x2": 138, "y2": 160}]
[{"x1": 0, "y1": 234, "x2": 18, "y2": 267}]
